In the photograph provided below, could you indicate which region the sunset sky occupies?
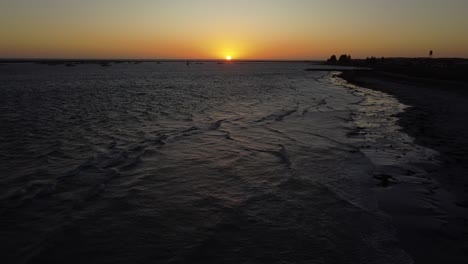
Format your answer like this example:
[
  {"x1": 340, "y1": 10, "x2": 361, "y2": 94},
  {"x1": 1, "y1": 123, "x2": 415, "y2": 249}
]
[{"x1": 1, "y1": 0, "x2": 467, "y2": 60}]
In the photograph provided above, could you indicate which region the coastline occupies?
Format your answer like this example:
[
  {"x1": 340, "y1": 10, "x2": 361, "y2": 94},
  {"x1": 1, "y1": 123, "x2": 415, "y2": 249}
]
[{"x1": 338, "y1": 70, "x2": 468, "y2": 264}]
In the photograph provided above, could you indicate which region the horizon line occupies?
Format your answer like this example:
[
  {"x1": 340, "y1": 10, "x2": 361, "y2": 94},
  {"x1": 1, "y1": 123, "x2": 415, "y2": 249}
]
[{"x1": 1, "y1": 57, "x2": 467, "y2": 62}]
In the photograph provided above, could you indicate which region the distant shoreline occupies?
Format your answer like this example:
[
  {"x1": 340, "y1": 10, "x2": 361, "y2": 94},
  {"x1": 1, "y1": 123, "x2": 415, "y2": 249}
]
[
  {"x1": 327, "y1": 57, "x2": 468, "y2": 82},
  {"x1": 1, "y1": 57, "x2": 466, "y2": 64}
]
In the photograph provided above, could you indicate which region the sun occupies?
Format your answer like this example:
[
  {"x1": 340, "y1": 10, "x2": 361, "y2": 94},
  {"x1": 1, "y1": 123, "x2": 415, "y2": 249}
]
[{"x1": 226, "y1": 55, "x2": 232, "y2": 61}]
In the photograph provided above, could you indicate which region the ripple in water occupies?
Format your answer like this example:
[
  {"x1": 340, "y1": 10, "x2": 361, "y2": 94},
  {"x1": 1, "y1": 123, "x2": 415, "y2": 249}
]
[{"x1": 0, "y1": 62, "x2": 412, "y2": 264}]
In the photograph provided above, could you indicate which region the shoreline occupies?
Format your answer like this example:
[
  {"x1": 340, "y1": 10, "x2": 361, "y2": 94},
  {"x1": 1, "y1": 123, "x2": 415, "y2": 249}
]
[{"x1": 338, "y1": 70, "x2": 468, "y2": 264}]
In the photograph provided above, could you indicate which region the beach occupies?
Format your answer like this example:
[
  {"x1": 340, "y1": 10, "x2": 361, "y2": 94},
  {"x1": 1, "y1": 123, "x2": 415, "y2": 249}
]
[
  {"x1": 340, "y1": 70, "x2": 468, "y2": 264},
  {"x1": 1, "y1": 61, "x2": 467, "y2": 263}
]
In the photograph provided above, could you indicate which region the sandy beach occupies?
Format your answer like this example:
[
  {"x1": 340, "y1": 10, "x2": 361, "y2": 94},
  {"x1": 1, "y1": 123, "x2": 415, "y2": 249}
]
[{"x1": 340, "y1": 70, "x2": 468, "y2": 264}]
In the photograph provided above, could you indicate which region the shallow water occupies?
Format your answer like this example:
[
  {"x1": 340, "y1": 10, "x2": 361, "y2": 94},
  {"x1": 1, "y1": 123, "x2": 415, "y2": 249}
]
[{"x1": 0, "y1": 62, "x2": 412, "y2": 264}]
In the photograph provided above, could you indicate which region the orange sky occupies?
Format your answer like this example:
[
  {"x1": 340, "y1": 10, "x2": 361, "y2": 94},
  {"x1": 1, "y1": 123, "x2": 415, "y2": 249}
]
[{"x1": 1, "y1": 0, "x2": 467, "y2": 59}]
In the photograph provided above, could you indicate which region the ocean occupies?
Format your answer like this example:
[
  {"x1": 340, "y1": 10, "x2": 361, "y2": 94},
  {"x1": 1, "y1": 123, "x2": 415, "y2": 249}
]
[{"x1": 0, "y1": 62, "x2": 418, "y2": 263}]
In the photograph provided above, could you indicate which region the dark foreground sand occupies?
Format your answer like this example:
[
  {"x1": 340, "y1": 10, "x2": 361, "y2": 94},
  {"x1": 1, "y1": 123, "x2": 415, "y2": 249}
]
[{"x1": 340, "y1": 70, "x2": 468, "y2": 264}]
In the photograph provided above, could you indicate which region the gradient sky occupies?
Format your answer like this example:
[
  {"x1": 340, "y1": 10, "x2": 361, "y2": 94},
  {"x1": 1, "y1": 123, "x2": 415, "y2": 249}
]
[{"x1": 1, "y1": 0, "x2": 467, "y2": 59}]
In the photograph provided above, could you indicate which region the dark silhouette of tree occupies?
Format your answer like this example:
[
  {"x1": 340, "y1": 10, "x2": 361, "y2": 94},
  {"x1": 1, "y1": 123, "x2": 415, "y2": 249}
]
[
  {"x1": 328, "y1": 54, "x2": 352, "y2": 64},
  {"x1": 338, "y1": 54, "x2": 350, "y2": 63},
  {"x1": 429, "y1": 50, "x2": 433, "y2": 57},
  {"x1": 366, "y1": 56, "x2": 377, "y2": 64},
  {"x1": 328, "y1": 55, "x2": 337, "y2": 63}
]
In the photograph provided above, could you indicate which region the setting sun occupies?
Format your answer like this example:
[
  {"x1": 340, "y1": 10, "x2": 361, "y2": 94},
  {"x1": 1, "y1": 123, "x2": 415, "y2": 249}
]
[{"x1": 226, "y1": 55, "x2": 232, "y2": 61}]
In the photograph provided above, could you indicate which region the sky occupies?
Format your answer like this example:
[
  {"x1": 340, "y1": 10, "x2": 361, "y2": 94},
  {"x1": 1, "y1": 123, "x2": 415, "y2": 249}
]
[{"x1": 1, "y1": 0, "x2": 467, "y2": 59}]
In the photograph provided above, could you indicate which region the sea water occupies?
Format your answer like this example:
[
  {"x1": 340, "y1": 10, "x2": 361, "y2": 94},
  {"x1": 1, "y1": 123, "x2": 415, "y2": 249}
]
[{"x1": 0, "y1": 62, "x2": 413, "y2": 264}]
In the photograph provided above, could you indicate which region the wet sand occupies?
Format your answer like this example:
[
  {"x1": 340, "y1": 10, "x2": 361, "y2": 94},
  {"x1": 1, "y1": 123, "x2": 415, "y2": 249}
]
[{"x1": 339, "y1": 70, "x2": 468, "y2": 264}]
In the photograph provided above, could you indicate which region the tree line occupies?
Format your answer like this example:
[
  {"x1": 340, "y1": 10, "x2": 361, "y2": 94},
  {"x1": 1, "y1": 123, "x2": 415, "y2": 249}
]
[{"x1": 327, "y1": 54, "x2": 352, "y2": 64}]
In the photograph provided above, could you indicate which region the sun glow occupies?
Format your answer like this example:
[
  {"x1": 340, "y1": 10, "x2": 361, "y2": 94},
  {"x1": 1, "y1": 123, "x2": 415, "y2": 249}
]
[{"x1": 226, "y1": 55, "x2": 232, "y2": 61}]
